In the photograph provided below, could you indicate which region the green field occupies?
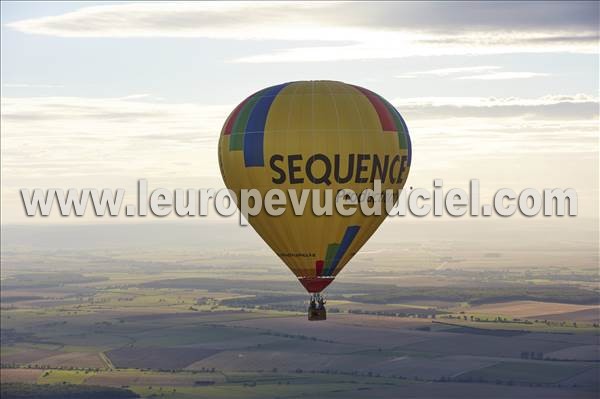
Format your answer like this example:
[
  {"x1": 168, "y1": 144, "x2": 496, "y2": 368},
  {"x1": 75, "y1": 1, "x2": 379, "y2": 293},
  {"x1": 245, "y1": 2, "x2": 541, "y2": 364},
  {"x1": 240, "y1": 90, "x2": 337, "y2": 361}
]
[{"x1": 461, "y1": 362, "x2": 594, "y2": 384}]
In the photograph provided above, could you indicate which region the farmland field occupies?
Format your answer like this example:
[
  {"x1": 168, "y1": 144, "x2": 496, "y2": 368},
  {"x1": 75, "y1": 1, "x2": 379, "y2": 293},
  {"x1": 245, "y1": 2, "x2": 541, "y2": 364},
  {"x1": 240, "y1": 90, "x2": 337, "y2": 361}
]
[
  {"x1": 465, "y1": 301, "x2": 600, "y2": 320},
  {"x1": 1, "y1": 223, "x2": 599, "y2": 398},
  {"x1": 469, "y1": 301, "x2": 600, "y2": 320},
  {"x1": 460, "y1": 361, "x2": 593, "y2": 384}
]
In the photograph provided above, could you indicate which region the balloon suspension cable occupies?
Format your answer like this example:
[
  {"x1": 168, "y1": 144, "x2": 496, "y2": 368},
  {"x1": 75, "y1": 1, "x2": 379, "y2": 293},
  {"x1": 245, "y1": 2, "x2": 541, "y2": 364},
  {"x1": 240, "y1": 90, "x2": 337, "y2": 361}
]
[{"x1": 310, "y1": 292, "x2": 324, "y2": 303}]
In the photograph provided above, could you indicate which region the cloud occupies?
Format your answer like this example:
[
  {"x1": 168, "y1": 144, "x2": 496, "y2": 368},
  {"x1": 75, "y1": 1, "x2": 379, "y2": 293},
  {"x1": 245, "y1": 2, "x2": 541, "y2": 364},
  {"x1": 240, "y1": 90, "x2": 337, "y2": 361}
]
[
  {"x1": 458, "y1": 72, "x2": 550, "y2": 80},
  {"x1": 393, "y1": 94, "x2": 597, "y2": 108},
  {"x1": 6, "y1": 2, "x2": 598, "y2": 62},
  {"x1": 1, "y1": 92, "x2": 597, "y2": 222},
  {"x1": 397, "y1": 66, "x2": 550, "y2": 81},
  {"x1": 232, "y1": 31, "x2": 598, "y2": 62},
  {"x1": 397, "y1": 66, "x2": 501, "y2": 79},
  {"x1": 6, "y1": 2, "x2": 344, "y2": 40},
  {"x1": 393, "y1": 94, "x2": 598, "y2": 120},
  {"x1": 0, "y1": 95, "x2": 229, "y2": 185},
  {"x1": 1, "y1": 93, "x2": 595, "y2": 184},
  {"x1": 391, "y1": 94, "x2": 598, "y2": 162},
  {"x1": 8, "y1": 2, "x2": 598, "y2": 37},
  {"x1": 3, "y1": 83, "x2": 64, "y2": 89}
]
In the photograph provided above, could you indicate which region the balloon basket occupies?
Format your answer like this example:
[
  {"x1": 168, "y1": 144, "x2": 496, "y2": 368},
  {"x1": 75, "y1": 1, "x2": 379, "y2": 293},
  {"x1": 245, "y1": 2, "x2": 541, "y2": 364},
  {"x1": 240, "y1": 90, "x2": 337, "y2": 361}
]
[
  {"x1": 307, "y1": 293, "x2": 326, "y2": 321},
  {"x1": 308, "y1": 307, "x2": 326, "y2": 321}
]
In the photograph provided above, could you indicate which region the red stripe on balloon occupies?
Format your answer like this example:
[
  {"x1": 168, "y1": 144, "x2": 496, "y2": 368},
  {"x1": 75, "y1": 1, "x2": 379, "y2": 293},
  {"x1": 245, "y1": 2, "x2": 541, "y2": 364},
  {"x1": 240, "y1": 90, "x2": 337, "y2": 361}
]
[
  {"x1": 315, "y1": 260, "x2": 324, "y2": 276},
  {"x1": 223, "y1": 96, "x2": 251, "y2": 135},
  {"x1": 352, "y1": 85, "x2": 396, "y2": 132}
]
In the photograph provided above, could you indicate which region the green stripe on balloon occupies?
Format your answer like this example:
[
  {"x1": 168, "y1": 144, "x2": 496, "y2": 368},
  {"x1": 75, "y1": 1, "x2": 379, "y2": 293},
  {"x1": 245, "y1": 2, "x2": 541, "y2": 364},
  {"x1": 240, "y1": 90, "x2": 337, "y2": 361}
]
[
  {"x1": 377, "y1": 95, "x2": 408, "y2": 150},
  {"x1": 229, "y1": 89, "x2": 268, "y2": 151},
  {"x1": 324, "y1": 243, "x2": 340, "y2": 271}
]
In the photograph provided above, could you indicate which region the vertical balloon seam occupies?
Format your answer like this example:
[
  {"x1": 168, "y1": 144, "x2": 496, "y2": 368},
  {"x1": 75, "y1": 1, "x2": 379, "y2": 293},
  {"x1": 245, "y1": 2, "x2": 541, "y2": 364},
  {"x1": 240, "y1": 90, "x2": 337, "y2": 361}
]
[
  {"x1": 325, "y1": 83, "x2": 371, "y2": 280},
  {"x1": 282, "y1": 82, "x2": 305, "y2": 276},
  {"x1": 312, "y1": 82, "x2": 329, "y2": 278},
  {"x1": 262, "y1": 82, "x2": 300, "y2": 277},
  {"x1": 309, "y1": 80, "x2": 323, "y2": 278},
  {"x1": 321, "y1": 81, "x2": 348, "y2": 280}
]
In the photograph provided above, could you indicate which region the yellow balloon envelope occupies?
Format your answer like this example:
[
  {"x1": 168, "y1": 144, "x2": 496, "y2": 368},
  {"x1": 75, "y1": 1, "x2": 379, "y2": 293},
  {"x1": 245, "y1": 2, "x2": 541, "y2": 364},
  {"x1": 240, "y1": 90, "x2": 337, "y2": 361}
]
[{"x1": 218, "y1": 81, "x2": 411, "y2": 294}]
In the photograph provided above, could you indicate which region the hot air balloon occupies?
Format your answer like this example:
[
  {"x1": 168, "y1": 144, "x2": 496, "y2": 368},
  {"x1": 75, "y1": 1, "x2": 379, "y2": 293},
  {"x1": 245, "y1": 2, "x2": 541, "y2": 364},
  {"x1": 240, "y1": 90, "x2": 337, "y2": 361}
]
[{"x1": 218, "y1": 81, "x2": 411, "y2": 320}]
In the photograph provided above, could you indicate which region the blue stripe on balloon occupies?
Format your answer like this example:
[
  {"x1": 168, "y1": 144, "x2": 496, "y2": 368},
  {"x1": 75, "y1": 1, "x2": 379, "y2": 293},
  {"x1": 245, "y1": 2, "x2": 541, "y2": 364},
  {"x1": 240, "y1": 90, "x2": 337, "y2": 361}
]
[
  {"x1": 326, "y1": 225, "x2": 360, "y2": 276},
  {"x1": 391, "y1": 108, "x2": 412, "y2": 166},
  {"x1": 244, "y1": 83, "x2": 290, "y2": 167}
]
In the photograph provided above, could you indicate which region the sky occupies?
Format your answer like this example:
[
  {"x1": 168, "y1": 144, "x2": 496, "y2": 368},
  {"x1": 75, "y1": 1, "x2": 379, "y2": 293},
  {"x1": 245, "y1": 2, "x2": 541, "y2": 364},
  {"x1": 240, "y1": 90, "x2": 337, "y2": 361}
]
[{"x1": 1, "y1": 1, "x2": 598, "y2": 226}]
